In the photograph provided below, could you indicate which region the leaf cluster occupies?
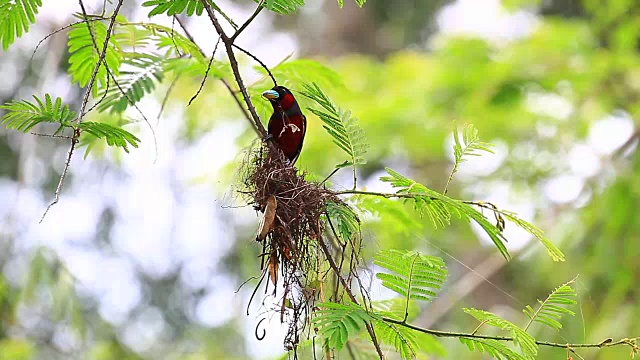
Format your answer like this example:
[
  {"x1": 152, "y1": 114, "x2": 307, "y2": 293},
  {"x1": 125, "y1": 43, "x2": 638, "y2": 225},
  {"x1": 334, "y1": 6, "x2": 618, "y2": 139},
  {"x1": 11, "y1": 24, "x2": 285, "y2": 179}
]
[
  {"x1": 301, "y1": 83, "x2": 368, "y2": 171},
  {"x1": 0, "y1": 0, "x2": 42, "y2": 50},
  {"x1": 0, "y1": 94, "x2": 139, "y2": 152}
]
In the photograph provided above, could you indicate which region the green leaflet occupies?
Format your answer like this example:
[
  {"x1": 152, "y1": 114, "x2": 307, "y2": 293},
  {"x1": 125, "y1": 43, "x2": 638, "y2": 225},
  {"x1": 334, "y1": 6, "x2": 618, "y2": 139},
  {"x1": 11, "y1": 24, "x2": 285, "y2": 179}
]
[
  {"x1": 301, "y1": 83, "x2": 368, "y2": 182},
  {"x1": 0, "y1": 0, "x2": 43, "y2": 50},
  {"x1": 464, "y1": 308, "x2": 538, "y2": 360},
  {"x1": 0, "y1": 94, "x2": 76, "y2": 131},
  {"x1": 381, "y1": 167, "x2": 511, "y2": 260},
  {"x1": 523, "y1": 277, "x2": 577, "y2": 331},
  {"x1": 67, "y1": 20, "x2": 122, "y2": 96},
  {"x1": 313, "y1": 302, "x2": 375, "y2": 352},
  {"x1": 460, "y1": 338, "x2": 526, "y2": 360},
  {"x1": 374, "y1": 250, "x2": 447, "y2": 305},
  {"x1": 97, "y1": 54, "x2": 166, "y2": 114},
  {"x1": 256, "y1": 0, "x2": 304, "y2": 14},
  {"x1": 141, "y1": 0, "x2": 204, "y2": 17}
]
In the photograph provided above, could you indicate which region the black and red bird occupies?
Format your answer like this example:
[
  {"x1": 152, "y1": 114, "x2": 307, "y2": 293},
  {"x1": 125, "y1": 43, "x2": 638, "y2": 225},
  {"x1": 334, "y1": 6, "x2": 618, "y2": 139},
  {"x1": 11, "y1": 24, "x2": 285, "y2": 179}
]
[{"x1": 262, "y1": 86, "x2": 306, "y2": 165}]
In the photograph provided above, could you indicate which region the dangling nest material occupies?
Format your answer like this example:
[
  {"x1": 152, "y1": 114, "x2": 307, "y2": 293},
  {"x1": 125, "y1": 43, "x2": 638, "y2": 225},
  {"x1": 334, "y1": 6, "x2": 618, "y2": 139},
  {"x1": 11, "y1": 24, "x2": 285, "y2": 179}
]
[{"x1": 240, "y1": 144, "x2": 362, "y2": 352}]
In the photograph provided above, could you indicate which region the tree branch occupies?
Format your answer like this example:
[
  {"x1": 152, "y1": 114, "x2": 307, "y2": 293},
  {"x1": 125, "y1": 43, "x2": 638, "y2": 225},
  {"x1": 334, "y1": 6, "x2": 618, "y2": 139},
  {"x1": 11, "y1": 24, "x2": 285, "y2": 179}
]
[
  {"x1": 231, "y1": 0, "x2": 264, "y2": 42},
  {"x1": 382, "y1": 317, "x2": 639, "y2": 352},
  {"x1": 200, "y1": 0, "x2": 268, "y2": 139},
  {"x1": 317, "y1": 232, "x2": 385, "y2": 359},
  {"x1": 174, "y1": 12, "x2": 264, "y2": 138},
  {"x1": 41, "y1": 0, "x2": 123, "y2": 222}
]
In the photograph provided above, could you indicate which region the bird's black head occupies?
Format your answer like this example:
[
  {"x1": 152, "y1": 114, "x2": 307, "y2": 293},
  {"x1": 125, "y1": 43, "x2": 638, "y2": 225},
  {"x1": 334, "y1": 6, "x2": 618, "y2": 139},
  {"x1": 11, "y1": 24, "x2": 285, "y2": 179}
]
[{"x1": 262, "y1": 86, "x2": 297, "y2": 111}]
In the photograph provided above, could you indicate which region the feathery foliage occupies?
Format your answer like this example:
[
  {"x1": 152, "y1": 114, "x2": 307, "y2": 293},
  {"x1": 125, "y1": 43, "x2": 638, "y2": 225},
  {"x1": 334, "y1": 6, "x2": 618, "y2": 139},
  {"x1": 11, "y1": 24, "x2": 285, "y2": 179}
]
[
  {"x1": 97, "y1": 54, "x2": 166, "y2": 113},
  {"x1": 445, "y1": 122, "x2": 494, "y2": 194},
  {"x1": 0, "y1": 94, "x2": 76, "y2": 131},
  {"x1": 301, "y1": 82, "x2": 368, "y2": 182},
  {"x1": 523, "y1": 277, "x2": 577, "y2": 331},
  {"x1": 381, "y1": 168, "x2": 511, "y2": 259},
  {"x1": 258, "y1": 0, "x2": 305, "y2": 14},
  {"x1": 67, "y1": 20, "x2": 122, "y2": 95},
  {"x1": 313, "y1": 302, "x2": 375, "y2": 352},
  {"x1": 123, "y1": 22, "x2": 205, "y2": 62},
  {"x1": 464, "y1": 308, "x2": 538, "y2": 360},
  {"x1": 0, "y1": 94, "x2": 140, "y2": 152},
  {"x1": 78, "y1": 122, "x2": 140, "y2": 152},
  {"x1": 142, "y1": 0, "x2": 204, "y2": 16},
  {"x1": 0, "y1": 0, "x2": 42, "y2": 50},
  {"x1": 373, "y1": 321, "x2": 419, "y2": 359},
  {"x1": 325, "y1": 201, "x2": 360, "y2": 243},
  {"x1": 498, "y1": 209, "x2": 565, "y2": 261},
  {"x1": 374, "y1": 249, "x2": 447, "y2": 320},
  {"x1": 460, "y1": 338, "x2": 526, "y2": 360}
]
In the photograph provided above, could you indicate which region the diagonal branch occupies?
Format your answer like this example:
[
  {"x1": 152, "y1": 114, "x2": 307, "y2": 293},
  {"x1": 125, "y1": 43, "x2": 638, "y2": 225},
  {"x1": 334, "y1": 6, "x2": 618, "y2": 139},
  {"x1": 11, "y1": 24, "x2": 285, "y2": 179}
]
[
  {"x1": 231, "y1": 0, "x2": 264, "y2": 42},
  {"x1": 200, "y1": 0, "x2": 269, "y2": 139},
  {"x1": 40, "y1": 0, "x2": 123, "y2": 222},
  {"x1": 317, "y1": 232, "x2": 385, "y2": 359},
  {"x1": 77, "y1": 0, "x2": 123, "y2": 125},
  {"x1": 174, "y1": 13, "x2": 263, "y2": 137}
]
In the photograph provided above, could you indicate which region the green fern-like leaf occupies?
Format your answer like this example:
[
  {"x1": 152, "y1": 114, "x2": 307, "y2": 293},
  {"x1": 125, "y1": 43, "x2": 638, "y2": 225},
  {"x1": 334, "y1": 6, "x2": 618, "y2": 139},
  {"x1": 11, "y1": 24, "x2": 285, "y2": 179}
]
[
  {"x1": 142, "y1": 0, "x2": 204, "y2": 16},
  {"x1": 257, "y1": 0, "x2": 304, "y2": 14},
  {"x1": 0, "y1": 94, "x2": 76, "y2": 131},
  {"x1": 452, "y1": 122, "x2": 494, "y2": 164},
  {"x1": 445, "y1": 122, "x2": 495, "y2": 193},
  {"x1": 0, "y1": 0, "x2": 43, "y2": 50},
  {"x1": 374, "y1": 250, "x2": 447, "y2": 308},
  {"x1": 373, "y1": 320, "x2": 419, "y2": 360},
  {"x1": 464, "y1": 308, "x2": 538, "y2": 360},
  {"x1": 313, "y1": 302, "x2": 375, "y2": 352},
  {"x1": 97, "y1": 53, "x2": 166, "y2": 113},
  {"x1": 381, "y1": 168, "x2": 511, "y2": 260},
  {"x1": 325, "y1": 201, "x2": 360, "y2": 243},
  {"x1": 523, "y1": 278, "x2": 577, "y2": 331},
  {"x1": 301, "y1": 82, "x2": 368, "y2": 171},
  {"x1": 78, "y1": 122, "x2": 140, "y2": 152},
  {"x1": 460, "y1": 338, "x2": 526, "y2": 360},
  {"x1": 498, "y1": 209, "x2": 564, "y2": 261},
  {"x1": 130, "y1": 22, "x2": 206, "y2": 62},
  {"x1": 67, "y1": 20, "x2": 122, "y2": 95}
]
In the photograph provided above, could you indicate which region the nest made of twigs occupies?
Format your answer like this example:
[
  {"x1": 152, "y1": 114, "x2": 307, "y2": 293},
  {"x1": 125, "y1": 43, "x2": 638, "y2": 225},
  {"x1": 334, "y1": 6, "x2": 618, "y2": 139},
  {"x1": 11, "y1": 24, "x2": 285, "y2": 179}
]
[{"x1": 241, "y1": 145, "x2": 338, "y2": 348}]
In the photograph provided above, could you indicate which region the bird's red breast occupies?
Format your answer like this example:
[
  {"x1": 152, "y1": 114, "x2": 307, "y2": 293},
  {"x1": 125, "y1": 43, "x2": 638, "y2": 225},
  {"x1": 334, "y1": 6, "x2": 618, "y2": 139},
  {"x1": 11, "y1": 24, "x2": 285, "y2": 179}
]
[{"x1": 263, "y1": 86, "x2": 306, "y2": 164}]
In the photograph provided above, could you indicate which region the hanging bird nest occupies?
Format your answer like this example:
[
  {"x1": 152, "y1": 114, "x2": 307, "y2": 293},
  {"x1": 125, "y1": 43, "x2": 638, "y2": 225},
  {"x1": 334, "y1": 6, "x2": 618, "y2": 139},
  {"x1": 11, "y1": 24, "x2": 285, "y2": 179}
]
[{"x1": 238, "y1": 143, "x2": 363, "y2": 352}]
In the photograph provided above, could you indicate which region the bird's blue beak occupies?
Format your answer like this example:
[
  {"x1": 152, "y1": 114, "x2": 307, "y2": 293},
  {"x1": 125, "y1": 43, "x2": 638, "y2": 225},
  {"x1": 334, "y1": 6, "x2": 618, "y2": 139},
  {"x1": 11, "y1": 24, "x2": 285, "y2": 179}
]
[{"x1": 262, "y1": 90, "x2": 279, "y2": 100}]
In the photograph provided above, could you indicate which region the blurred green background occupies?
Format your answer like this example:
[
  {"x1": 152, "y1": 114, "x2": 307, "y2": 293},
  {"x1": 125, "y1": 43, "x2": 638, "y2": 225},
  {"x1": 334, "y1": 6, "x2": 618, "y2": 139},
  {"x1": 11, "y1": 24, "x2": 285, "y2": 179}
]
[{"x1": 0, "y1": 0, "x2": 639, "y2": 359}]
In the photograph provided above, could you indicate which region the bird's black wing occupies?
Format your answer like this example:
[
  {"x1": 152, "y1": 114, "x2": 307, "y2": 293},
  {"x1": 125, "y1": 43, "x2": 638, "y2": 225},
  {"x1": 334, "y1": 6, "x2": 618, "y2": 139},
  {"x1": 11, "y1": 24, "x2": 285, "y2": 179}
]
[{"x1": 290, "y1": 114, "x2": 306, "y2": 166}]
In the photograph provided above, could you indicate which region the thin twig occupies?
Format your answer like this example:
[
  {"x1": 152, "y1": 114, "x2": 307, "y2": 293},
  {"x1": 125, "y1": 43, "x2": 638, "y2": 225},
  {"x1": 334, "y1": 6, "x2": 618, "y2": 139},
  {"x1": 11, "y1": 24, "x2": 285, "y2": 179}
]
[
  {"x1": 30, "y1": 132, "x2": 72, "y2": 140},
  {"x1": 200, "y1": 0, "x2": 268, "y2": 139},
  {"x1": 232, "y1": 43, "x2": 277, "y2": 86},
  {"x1": 29, "y1": 17, "x2": 109, "y2": 64},
  {"x1": 40, "y1": 133, "x2": 79, "y2": 223},
  {"x1": 77, "y1": 0, "x2": 122, "y2": 124},
  {"x1": 157, "y1": 74, "x2": 181, "y2": 126},
  {"x1": 382, "y1": 317, "x2": 639, "y2": 352},
  {"x1": 230, "y1": 0, "x2": 264, "y2": 42},
  {"x1": 320, "y1": 167, "x2": 341, "y2": 185},
  {"x1": 188, "y1": 37, "x2": 222, "y2": 106},
  {"x1": 41, "y1": 0, "x2": 123, "y2": 222},
  {"x1": 317, "y1": 233, "x2": 384, "y2": 359},
  {"x1": 174, "y1": 9, "x2": 261, "y2": 137}
]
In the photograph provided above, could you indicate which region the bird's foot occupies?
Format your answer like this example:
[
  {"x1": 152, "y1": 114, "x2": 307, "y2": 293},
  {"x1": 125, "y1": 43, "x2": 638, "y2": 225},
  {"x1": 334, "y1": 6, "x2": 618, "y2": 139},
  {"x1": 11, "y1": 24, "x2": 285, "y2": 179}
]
[{"x1": 262, "y1": 134, "x2": 273, "y2": 142}]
